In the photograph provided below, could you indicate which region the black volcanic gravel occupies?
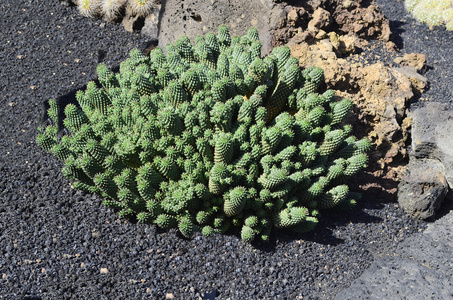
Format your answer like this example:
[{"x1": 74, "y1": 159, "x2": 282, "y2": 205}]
[{"x1": 1, "y1": 0, "x2": 450, "y2": 299}]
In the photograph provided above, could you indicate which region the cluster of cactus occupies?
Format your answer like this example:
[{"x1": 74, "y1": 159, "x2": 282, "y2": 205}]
[
  {"x1": 37, "y1": 26, "x2": 370, "y2": 242},
  {"x1": 73, "y1": 0, "x2": 158, "y2": 21},
  {"x1": 405, "y1": 0, "x2": 453, "y2": 31}
]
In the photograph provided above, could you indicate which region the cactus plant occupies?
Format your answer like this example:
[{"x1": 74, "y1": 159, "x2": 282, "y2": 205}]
[
  {"x1": 405, "y1": 0, "x2": 453, "y2": 31},
  {"x1": 77, "y1": 0, "x2": 101, "y2": 18},
  {"x1": 37, "y1": 26, "x2": 369, "y2": 242},
  {"x1": 101, "y1": 0, "x2": 127, "y2": 22},
  {"x1": 72, "y1": 0, "x2": 158, "y2": 20},
  {"x1": 129, "y1": 0, "x2": 155, "y2": 16}
]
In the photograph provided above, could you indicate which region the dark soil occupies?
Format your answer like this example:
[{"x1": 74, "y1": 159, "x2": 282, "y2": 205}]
[{"x1": 0, "y1": 0, "x2": 451, "y2": 299}]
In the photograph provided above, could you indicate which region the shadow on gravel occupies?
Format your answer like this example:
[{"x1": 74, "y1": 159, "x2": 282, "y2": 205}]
[
  {"x1": 252, "y1": 191, "x2": 389, "y2": 252},
  {"x1": 39, "y1": 86, "x2": 85, "y2": 136},
  {"x1": 252, "y1": 165, "x2": 405, "y2": 251},
  {"x1": 389, "y1": 20, "x2": 406, "y2": 49}
]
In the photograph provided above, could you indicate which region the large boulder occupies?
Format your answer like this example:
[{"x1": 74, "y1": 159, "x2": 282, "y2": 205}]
[
  {"x1": 397, "y1": 102, "x2": 453, "y2": 219},
  {"x1": 409, "y1": 102, "x2": 453, "y2": 187},
  {"x1": 397, "y1": 158, "x2": 448, "y2": 220},
  {"x1": 157, "y1": 0, "x2": 283, "y2": 54}
]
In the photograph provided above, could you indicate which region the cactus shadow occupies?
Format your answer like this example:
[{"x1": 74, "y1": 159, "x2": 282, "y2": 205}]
[
  {"x1": 39, "y1": 86, "x2": 83, "y2": 132},
  {"x1": 253, "y1": 170, "x2": 396, "y2": 252},
  {"x1": 39, "y1": 79, "x2": 101, "y2": 138},
  {"x1": 251, "y1": 224, "x2": 346, "y2": 253}
]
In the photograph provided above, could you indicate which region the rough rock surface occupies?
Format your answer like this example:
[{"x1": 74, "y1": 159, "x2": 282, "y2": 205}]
[
  {"x1": 396, "y1": 102, "x2": 453, "y2": 219},
  {"x1": 332, "y1": 0, "x2": 391, "y2": 41},
  {"x1": 122, "y1": 1, "x2": 162, "y2": 43},
  {"x1": 335, "y1": 256, "x2": 453, "y2": 300},
  {"x1": 393, "y1": 53, "x2": 427, "y2": 72},
  {"x1": 356, "y1": 64, "x2": 415, "y2": 169},
  {"x1": 155, "y1": 0, "x2": 282, "y2": 54},
  {"x1": 398, "y1": 208, "x2": 453, "y2": 278},
  {"x1": 392, "y1": 66, "x2": 428, "y2": 95},
  {"x1": 409, "y1": 102, "x2": 453, "y2": 188},
  {"x1": 397, "y1": 158, "x2": 449, "y2": 219},
  {"x1": 272, "y1": 0, "x2": 391, "y2": 46},
  {"x1": 335, "y1": 210, "x2": 453, "y2": 299}
]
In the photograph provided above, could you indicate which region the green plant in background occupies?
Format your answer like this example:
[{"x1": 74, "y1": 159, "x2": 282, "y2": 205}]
[
  {"x1": 37, "y1": 26, "x2": 370, "y2": 243},
  {"x1": 405, "y1": 0, "x2": 453, "y2": 31}
]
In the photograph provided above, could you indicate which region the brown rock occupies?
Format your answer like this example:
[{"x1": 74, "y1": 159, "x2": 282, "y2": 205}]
[
  {"x1": 385, "y1": 41, "x2": 397, "y2": 52},
  {"x1": 333, "y1": 0, "x2": 391, "y2": 41},
  {"x1": 291, "y1": 42, "x2": 360, "y2": 90},
  {"x1": 394, "y1": 53, "x2": 426, "y2": 71},
  {"x1": 315, "y1": 29, "x2": 327, "y2": 40},
  {"x1": 273, "y1": 0, "x2": 391, "y2": 46},
  {"x1": 392, "y1": 66, "x2": 428, "y2": 95},
  {"x1": 318, "y1": 39, "x2": 335, "y2": 53},
  {"x1": 342, "y1": 0, "x2": 355, "y2": 9},
  {"x1": 289, "y1": 30, "x2": 315, "y2": 45},
  {"x1": 308, "y1": 8, "x2": 331, "y2": 32},
  {"x1": 357, "y1": 63, "x2": 413, "y2": 167},
  {"x1": 338, "y1": 34, "x2": 356, "y2": 54},
  {"x1": 287, "y1": 9, "x2": 299, "y2": 26},
  {"x1": 328, "y1": 32, "x2": 340, "y2": 50},
  {"x1": 121, "y1": 14, "x2": 139, "y2": 33}
]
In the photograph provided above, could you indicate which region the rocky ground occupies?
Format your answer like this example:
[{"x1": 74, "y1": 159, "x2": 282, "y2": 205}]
[
  {"x1": 336, "y1": 200, "x2": 453, "y2": 299},
  {"x1": 0, "y1": 0, "x2": 451, "y2": 299}
]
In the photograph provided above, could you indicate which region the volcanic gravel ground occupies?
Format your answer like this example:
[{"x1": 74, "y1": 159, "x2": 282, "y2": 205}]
[{"x1": 0, "y1": 0, "x2": 450, "y2": 299}]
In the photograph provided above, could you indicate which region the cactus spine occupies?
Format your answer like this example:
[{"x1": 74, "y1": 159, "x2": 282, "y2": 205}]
[{"x1": 405, "y1": 0, "x2": 453, "y2": 30}]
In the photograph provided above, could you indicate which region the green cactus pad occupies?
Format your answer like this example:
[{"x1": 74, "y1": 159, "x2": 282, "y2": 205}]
[{"x1": 224, "y1": 186, "x2": 248, "y2": 217}]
